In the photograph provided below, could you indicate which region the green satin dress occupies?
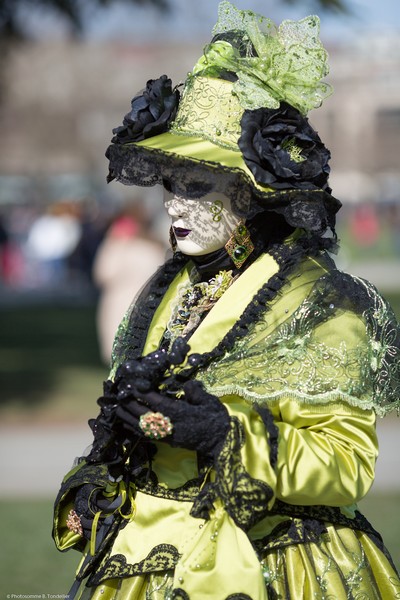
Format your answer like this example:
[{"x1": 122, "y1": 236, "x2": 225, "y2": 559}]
[{"x1": 53, "y1": 247, "x2": 400, "y2": 599}]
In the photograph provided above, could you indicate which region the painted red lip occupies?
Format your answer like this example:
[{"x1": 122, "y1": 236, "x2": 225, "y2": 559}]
[{"x1": 173, "y1": 227, "x2": 191, "y2": 238}]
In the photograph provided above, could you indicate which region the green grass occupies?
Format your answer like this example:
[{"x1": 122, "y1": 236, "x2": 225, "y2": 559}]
[
  {"x1": 0, "y1": 494, "x2": 398, "y2": 594},
  {"x1": 358, "y1": 493, "x2": 400, "y2": 569},
  {"x1": 0, "y1": 499, "x2": 80, "y2": 595}
]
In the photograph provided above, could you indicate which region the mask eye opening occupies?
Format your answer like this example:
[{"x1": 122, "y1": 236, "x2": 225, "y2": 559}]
[{"x1": 162, "y1": 178, "x2": 173, "y2": 193}]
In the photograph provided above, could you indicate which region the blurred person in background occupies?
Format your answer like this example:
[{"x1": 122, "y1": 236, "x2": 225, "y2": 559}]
[
  {"x1": 0, "y1": 214, "x2": 9, "y2": 284},
  {"x1": 349, "y1": 204, "x2": 380, "y2": 249},
  {"x1": 53, "y1": 3, "x2": 400, "y2": 599},
  {"x1": 93, "y1": 204, "x2": 165, "y2": 364},
  {"x1": 1, "y1": 205, "x2": 36, "y2": 288},
  {"x1": 25, "y1": 200, "x2": 81, "y2": 286},
  {"x1": 384, "y1": 201, "x2": 400, "y2": 256},
  {"x1": 68, "y1": 198, "x2": 111, "y2": 290}
]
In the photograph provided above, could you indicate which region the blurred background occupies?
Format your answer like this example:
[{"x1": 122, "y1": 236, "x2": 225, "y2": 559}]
[{"x1": 0, "y1": 0, "x2": 399, "y2": 593}]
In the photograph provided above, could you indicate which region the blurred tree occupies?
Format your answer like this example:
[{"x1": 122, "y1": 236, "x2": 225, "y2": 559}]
[
  {"x1": 285, "y1": 0, "x2": 347, "y2": 12},
  {"x1": 0, "y1": 0, "x2": 167, "y2": 100},
  {"x1": 0, "y1": 0, "x2": 346, "y2": 41},
  {"x1": 0, "y1": 0, "x2": 169, "y2": 40}
]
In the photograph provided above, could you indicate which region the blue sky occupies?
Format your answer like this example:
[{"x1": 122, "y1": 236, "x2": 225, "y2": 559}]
[
  {"x1": 24, "y1": 0, "x2": 400, "y2": 43},
  {"x1": 87, "y1": 0, "x2": 400, "y2": 41}
]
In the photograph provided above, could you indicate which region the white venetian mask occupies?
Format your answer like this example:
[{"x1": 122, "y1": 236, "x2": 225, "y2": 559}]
[{"x1": 163, "y1": 190, "x2": 241, "y2": 256}]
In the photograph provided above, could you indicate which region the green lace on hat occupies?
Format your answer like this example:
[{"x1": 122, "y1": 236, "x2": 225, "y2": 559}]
[{"x1": 192, "y1": 1, "x2": 332, "y2": 115}]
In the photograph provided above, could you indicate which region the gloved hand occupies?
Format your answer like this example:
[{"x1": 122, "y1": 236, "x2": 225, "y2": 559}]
[
  {"x1": 115, "y1": 380, "x2": 230, "y2": 457},
  {"x1": 72, "y1": 483, "x2": 118, "y2": 541}
]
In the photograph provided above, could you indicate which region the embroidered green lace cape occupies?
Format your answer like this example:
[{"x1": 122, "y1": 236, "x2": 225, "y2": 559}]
[{"x1": 196, "y1": 261, "x2": 400, "y2": 418}]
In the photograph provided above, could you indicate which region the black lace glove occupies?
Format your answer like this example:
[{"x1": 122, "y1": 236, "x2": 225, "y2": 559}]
[
  {"x1": 73, "y1": 483, "x2": 117, "y2": 541},
  {"x1": 115, "y1": 380, "x2": 230, "y2": 457}
]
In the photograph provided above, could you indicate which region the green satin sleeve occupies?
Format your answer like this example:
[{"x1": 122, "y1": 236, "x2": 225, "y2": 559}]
[
  {"x1": 224, "y1": 396, "x2": 377, "y2": 510},
  {"x1": 274, "y1": 398, "x2": 378, "y2": 506},
  {"x1": 223, "y1": 395, "x2": 278, "y2": 495}
]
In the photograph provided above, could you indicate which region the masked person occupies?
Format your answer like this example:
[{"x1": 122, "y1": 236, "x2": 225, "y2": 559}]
[{"x1": 53, "y1": 3, "x2": 400, "y2": 599}]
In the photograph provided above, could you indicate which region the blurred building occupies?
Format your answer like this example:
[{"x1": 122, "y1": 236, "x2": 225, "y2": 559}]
[
  {"x1": 312, "y1": 35, "x2": 400, "y2": 206},
  {"x1": 0, "y1": 34, "x2": 399, "y2": 198},
  {"x1": 0, "y1": 32, "x2": 399, "y2": 291},
  {"x1": 0, "y1": 41, "x2": 198, "y2": 183}
]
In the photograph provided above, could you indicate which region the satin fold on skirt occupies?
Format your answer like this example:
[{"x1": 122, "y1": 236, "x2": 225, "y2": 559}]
[{"x1": 74, "y1": 521, "x2": 400, "y2": 600}]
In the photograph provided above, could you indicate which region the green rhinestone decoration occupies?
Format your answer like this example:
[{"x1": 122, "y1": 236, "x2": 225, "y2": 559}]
[{"x1": 225, "y1": 221, "x2": 254, "y2": 268}]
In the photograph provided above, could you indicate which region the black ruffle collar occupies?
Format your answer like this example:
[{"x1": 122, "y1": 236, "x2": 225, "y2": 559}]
[{"x1": 190, "y1": 247, "x2": 238, "y2": 281}]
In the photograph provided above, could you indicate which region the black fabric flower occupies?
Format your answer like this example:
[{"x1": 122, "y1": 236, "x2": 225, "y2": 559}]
[
  {"x1": 238, "y1": 102, "x2": 331, "y2": 191},
  {"x1": 111, "y1": 75, "x2": 180, "y2": 144}
]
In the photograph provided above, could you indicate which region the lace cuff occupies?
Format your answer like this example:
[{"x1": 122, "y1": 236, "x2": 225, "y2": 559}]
[
  {"x1": 53, "y1": 460, "x2": 109, "y2": 552},
  {"x1": 191, "y1": 417, "x2": 276, "y2": 531}
]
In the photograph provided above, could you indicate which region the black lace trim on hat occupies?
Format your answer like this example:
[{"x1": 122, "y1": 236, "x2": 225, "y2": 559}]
[{"x1": 106, "y1": 142, "x2": 341, "y2": 233}]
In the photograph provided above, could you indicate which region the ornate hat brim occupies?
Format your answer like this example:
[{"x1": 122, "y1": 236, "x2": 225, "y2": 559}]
[{"x1": 106, "y1": 131, "x2": 341, "y2": 232}]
